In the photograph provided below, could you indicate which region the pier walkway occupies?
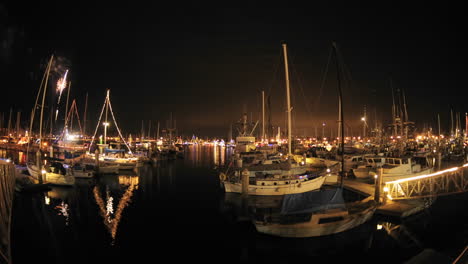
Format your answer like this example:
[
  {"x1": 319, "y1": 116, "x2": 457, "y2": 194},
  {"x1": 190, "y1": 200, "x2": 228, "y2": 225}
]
[{"x1": 338, "y1": 163, "x2": 468, "y2": 218}]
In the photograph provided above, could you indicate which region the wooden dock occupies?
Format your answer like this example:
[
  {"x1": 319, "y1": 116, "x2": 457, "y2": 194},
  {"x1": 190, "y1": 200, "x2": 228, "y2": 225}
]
[
  {"x1": 339, "y1": 178, "x2": 428, "y2": 218},
  {"x1": 0, "y1": 160, "x2": 15, "y2": 264}
]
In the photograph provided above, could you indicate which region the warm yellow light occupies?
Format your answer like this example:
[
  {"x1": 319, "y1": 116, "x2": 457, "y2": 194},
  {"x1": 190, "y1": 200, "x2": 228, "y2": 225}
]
[
  {"x1": 103, "y1": 122, "x2": 110, "y2": 126},
  {"x1": 376, "y1": 224, "x2": 383, "y2": 230},
  {"x1": 41, "y1": 170, "x2": 47, "y2": 174},
  {"x1": 383, "y1": 187, "x2": 389, "y2": 192},
  {"x1": 374, "y1": 174, "x2": 378, "y2": 179},
  {"x1": 361, "y1": 117, "x2": 366, "y2": 121},
  {"x1": 386, "y1": 166, "x2": 462, "y2": 184}
]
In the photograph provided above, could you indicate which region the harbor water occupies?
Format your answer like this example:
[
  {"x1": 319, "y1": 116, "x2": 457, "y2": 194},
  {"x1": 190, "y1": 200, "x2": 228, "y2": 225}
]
[{"x1": 6, "y1": 145, "x2": 468, "y2": 263}]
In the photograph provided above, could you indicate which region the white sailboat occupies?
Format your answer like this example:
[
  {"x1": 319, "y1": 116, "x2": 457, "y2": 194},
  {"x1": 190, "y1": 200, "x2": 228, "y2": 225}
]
[{"x1": 220, "y1": 43, "x2": 326, "y2": 196}]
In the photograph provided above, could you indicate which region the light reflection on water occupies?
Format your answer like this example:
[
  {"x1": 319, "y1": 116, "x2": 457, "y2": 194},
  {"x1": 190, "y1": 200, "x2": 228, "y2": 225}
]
[{"x1": 9, "y1": 146, "x2": 468, "y2": 263}]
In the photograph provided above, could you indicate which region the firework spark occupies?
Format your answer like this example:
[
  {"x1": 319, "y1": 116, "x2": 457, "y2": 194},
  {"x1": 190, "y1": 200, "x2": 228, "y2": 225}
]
[{"x1": 56, "y1": 69, "x2": 69, "y2": 104}]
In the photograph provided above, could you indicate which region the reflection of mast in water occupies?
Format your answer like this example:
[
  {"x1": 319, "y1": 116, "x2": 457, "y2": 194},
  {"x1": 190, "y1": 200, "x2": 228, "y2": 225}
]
[
  {"x1": 220, "y1": 145, "x2": 225, "y2": 166},
  {"x1": 93, "y1": 176, "x2": 138, "y2": 243},
  {"x1": 213, "y1": 144, "x2": 219, "y2": 165}
]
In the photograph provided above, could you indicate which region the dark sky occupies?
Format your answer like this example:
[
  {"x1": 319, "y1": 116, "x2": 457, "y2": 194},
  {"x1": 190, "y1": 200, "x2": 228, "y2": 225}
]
[{"x1": 1, "y1": 2, "x2": 466, "y2": 138}]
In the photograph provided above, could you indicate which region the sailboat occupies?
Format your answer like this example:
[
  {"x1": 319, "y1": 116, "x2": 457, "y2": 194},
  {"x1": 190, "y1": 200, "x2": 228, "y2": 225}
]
[
  {"x1": 26, "y1": 55, "x2": 75, "y2": 186},
  {"x1": 83, "y1": 89, "x2": 138, "y2": 171},
  {"x1": 220, "y1": 43, "x2": 326, "y2": 196},
  {"x1": 253, "y1": 42, "x2": 377, "y2": 237}
]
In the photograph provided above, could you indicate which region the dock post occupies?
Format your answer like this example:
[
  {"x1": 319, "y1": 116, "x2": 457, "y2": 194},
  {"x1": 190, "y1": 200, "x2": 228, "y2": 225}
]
[
  {"x1": 49, "y1": 145, "x2": 54, "y2": 159},
  {"x1": 241, "y1": 169, "x2": 249, "y2": 196},
  {"x1": 95, "y1": 149, "x2": 100, "y2": 169},
  {"x1": 36, "y1": 150, "x2": 43, "y2": 184},
  {"x1": 374, "y1": 167, "x2": 383, "y2": 204}
]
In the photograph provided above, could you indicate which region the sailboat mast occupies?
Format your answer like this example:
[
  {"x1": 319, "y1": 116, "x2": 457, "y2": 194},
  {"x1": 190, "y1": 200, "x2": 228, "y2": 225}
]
[
  {"x1": 332, "y1": 42, "x2": 345, "y2": 186},
  {"x1": 65, "y1": 81, "x2": 71, "y2": 123},
  {"x1": 104, "y1": 89, "x2": 109, "y2": 145},
  {"x1": 39, "y1": 55, "x2": 54, "y2": 144},
  {"x1": 262, "y1": 90, "x2": 265, "y2": 143},
  {"x1": 282, "y1": 43, "x2": 292, "y2": 156},
  {"x1": 437, "y1": 113, "x2": 441, "y2": 136},
  {"x1": 83, "y1": 92, "x2": 88, "y2": 136}
]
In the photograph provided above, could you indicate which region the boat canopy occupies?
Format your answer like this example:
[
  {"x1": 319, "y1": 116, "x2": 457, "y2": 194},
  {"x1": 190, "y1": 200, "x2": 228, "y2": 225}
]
[
  {"x1": 280, "y1": 188, "x2": 345, "y2": 215},
  {"x1": 104, "y1": 148, "x2": 126, "y2": 153}
]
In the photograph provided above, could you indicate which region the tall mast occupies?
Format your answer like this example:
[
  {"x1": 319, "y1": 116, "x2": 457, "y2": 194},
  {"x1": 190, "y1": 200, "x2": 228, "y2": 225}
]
[
  {"x1": 39, "y1": 55, "x2": 54, "y2": 144},
  {"x1": 16, "y1": 111, "x2": 21, "y2": 137},
  {"x1": 104, "y1": 89, "x2": 109, "y2": 145},
  {"x1": 450, "y1": 108, "x2": 454, "y2": 137},
  {"x1": 332, "y1": 42, "x2": 345, "y2": 186},
  {"x1": 64, "y1": 81, "x2": 71, "y2": 122},
  {"x1": 262, "y1": 90, "x2": 265, "y2": 143},
  {"x1": 390, "y1": 79, "x2": 397, "y2": 136},
  {"x1": 437, "y1": 113, "x2": 441, "y2": 136},
  {"x1": 282, "y1": 43, "x2": 292, "y2": 157},
  {"x1": 7, "y1": 108, "x2": 12, "y2": 136},
  {"x1": 402, "y1": 88, "x2": 409, "y2": 122},
  {"x1": 83, "y1": 92, "x2": 88, "y2": 136}
]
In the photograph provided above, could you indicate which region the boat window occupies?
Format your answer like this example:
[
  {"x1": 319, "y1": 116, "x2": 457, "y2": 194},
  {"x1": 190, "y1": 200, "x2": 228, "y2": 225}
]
[
  {"x1": 358, "y1": 157, "x2": 363, "y2": 161},
  {"x1": 388, "y1": 159, "x2": 394, "y2": 165},
  {"x1": 351, "y1": 158, "x2": 356, "y2": 162},
  {"x1": 394, "y1": 159, "x2": 401, "y2": 165},
  {"x1": 402, "y1": 159, "x2": 409, "y2": 164},
  {"x1": 373, "y1": 158, "x2": 381, "y2": 163},
  {"x1": 318, "y1": 216, "x2": 344, "y2": 224}
]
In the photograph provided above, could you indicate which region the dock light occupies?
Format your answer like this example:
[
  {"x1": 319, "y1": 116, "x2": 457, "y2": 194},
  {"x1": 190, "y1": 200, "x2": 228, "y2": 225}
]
[
  {"x1": 6, "y1": 159, "x2": 10, "y2": 163},
  {"x1": 41, "y1": 169, "x2": 47, "y2": 174},
  {"x1": 376, "y1": 224, "x2": 383, "y2": 230},
  {"x1": 361, "y1": 117, "x2": 366, "y2": 121},
  {"x1": 326, "y1": 168, "x2": 331, "y2": 173},
  {"x1": 45, "y1": 196, "x2": 50, "y2": 205},
  {"x1": 374, "y1": 174, "x2": 378, "y2": 179},
  {"x1": 103, "y1": 122, "x2": 109, "y2": 127},
  {"x1": 383, "y1": 187, "x2": 389, "y2": 193}
]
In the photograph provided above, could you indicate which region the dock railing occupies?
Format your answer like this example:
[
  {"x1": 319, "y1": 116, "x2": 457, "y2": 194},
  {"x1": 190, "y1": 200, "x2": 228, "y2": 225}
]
[{"x1": 383, "y1": 163, "x2": 468, "y2": 200}]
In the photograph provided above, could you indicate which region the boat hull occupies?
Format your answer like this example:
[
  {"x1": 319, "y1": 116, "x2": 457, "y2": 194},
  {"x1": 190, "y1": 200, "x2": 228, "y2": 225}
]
[
  {"x1": 254, "y1": 202, "x2": 376, "y2": 237},
  {"x1": 223, "y1": 176, "x2": 325, "y2": 196}
]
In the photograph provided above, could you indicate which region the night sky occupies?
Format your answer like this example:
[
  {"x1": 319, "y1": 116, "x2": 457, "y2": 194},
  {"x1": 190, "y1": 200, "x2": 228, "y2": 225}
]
[{"x1": 1, "y1": 2, "x2": 466, "y2": 138}]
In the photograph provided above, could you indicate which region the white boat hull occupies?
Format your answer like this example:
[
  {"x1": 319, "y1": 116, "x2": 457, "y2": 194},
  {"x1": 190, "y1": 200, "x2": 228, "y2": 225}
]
[
  {"x1": 27, "y1": 164, "x2": 75, "y2": 186},
  {"x1": 382, "y1": 168, "x2": 433, "y2": 183},
  {"x1": 255, "y1": 202, "x2": 376, "y2": 237},
  {"x1": 223, "y1": 176, "x2": 326, "y2": 196}
]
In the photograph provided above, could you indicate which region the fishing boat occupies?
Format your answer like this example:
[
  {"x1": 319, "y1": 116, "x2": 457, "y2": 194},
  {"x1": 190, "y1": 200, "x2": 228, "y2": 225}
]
[
  {"x1": 221, "y1": 168, "x2": 327, "y2": 196},
  {"x1": 352, "y1": 155, "x2": 433, "y2": 182}
]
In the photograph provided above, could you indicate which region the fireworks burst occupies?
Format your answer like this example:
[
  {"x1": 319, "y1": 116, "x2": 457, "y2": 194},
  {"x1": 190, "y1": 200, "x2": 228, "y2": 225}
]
[{"x1": 56, "y1": 69, "x2": 69, "y2": 104}]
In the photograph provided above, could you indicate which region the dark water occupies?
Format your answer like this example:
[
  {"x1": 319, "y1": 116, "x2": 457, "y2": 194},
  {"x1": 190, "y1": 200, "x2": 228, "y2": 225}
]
[{"x1": 8, "y1": 145, "x2": 468, "y2": 263}]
